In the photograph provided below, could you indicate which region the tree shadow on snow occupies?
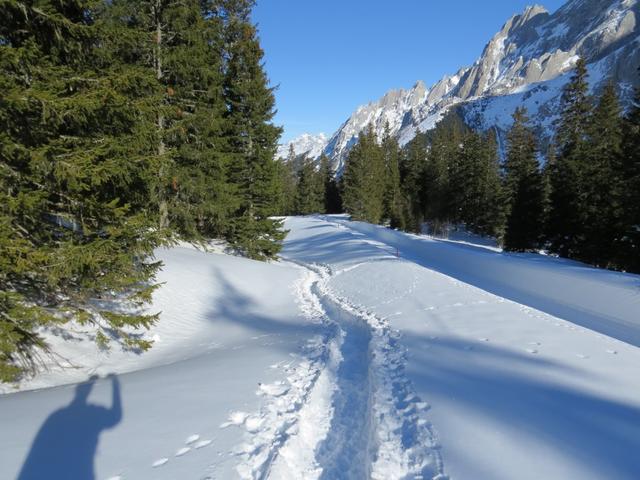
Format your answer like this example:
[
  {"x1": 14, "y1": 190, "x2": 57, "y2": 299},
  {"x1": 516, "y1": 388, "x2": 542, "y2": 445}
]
[
  {"x1": 404, "y1": 334, "x2": 640, "y2": 479},
  {"x1": 17, "y1": 375, "x2": 122, "y2": 480},
  {"x1": 300, "y1": 218, "x2": 640, "y2": 346},
  {"x1": 207, "y1": 267, "x2": 320, "y2": 346}
]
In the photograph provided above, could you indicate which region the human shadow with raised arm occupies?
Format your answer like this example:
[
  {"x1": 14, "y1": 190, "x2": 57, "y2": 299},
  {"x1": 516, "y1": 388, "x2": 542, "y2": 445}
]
[{"x1": 18, "y1": 374, "x2": 122, "y2": 480}]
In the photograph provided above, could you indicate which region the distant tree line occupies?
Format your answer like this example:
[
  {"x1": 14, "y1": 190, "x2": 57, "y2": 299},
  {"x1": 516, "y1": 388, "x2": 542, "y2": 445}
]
[
  {"x1": 0, "y1": 0, "x2": 284, "y2": 381},
  {"x1": 275, "y1": 145, "x2": 342, "y2": 216},
  {"x1": 329, "y1": 59, "x2": 639, "y2": 274}
]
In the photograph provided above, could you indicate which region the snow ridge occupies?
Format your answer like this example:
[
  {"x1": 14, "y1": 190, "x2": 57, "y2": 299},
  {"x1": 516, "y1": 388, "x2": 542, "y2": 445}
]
[{"x1": 232, "y1": 261, "x2": 445, "y2": 479}]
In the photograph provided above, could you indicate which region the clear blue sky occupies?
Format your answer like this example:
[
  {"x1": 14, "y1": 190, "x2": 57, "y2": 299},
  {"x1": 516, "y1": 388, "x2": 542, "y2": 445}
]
[{"x1": 252, "y1": 0, "x2": 566, "y2": 143}]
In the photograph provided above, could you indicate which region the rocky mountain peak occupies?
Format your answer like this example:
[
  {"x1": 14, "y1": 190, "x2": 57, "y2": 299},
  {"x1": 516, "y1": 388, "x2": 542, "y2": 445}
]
[{"x1": 293, "y1": 0, "x2": 640, "y2": 173}]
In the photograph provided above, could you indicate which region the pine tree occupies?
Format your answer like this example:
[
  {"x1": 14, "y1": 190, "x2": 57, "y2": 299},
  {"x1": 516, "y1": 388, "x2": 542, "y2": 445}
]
[
  {"x1": 381, "y1": 125, "x2": 405, "y2": 229},
  {"x1": 161, "y1": 0, "x2": 236, "y2": 239},
  {"x1": 274, "y1": 149, "x2": 298, "y2": 215},
  {"x1": 342, "y1": 126, "x2": 385, "y2": 224},
  {"x1": 547, "y1": 58, "x2": 592, "y2": 258},
  {"x1": 294, "y1": 156, "x2": 323, "y2": 214},
  {"x1": 400, "y1": 133, "x2": 427, "y2": 231},
  {"x1": 449, "y1": 131, "x2": 504, "y2": 238},
  {"x1": 219, "y1": 0, "x2": 285, "y2": 259},
  {"x1": 503, "y1": 107, "x2": 545, "y2": 251},
  {"x1": 582, "y1": 82, "x2": 625, "y2": 267},
  {"x1": 319, "y1": 154, "x2": 341, "y2": 214},
  {"x1": 473, "y1": 131, "x2": 505, "y2": 238},
  {"x1": 420, "y1": 111, "x2": 469, "y2": 235},
  {"x1": 0, "y1": 0, "x2": 165, "y2": 381},
  {"x1": 620, "y1": 77, "x2": 640, "y2": 273}
]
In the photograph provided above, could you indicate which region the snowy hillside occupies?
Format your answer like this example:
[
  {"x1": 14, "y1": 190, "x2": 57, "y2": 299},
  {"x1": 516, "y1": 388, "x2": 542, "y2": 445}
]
[
  {"x1": 314, "y1": 0, "x2": 640, "y2": 171},
  {"x1": 2, "y1": 215, "x2": 639, "y2": 479},
  {"x1": 276, "y1": 133, "x2": 328, "y2": 160}
]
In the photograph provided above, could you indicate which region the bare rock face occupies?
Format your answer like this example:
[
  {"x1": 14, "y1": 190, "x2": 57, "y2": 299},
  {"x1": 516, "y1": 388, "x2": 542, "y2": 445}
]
[{"x1": 316, "y1": 0, "x2": 640, "y2": 172}]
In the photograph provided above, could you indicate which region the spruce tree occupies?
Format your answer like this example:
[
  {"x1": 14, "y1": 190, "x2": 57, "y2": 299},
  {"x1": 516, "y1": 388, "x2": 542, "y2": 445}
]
[
  {"x1": 219, "y1": 0, "x2": 285, "y2": 259},
  {"x1": 400, "y1": 134, "x2": 427, "y2": 231},
  {"x1": 294, "y1": 157, "x2": 323, "y2": 215},
  {"x1": 381, "y1": 125, "x2": 405, "y2": 229},
  {"x1": 449, "y1": 131, "x2": 504, "y2": 238},
  {"x1": 342, "y1": 126, "x2": 385, "y2": 224},
  {"x1": 421, "y1": 111, "x2": 469, "y2": 235},
  {"x1": 620, "y1": 78, "x2": 640, "y2": 272},
  {"x1": 275, "y1": 150, "x2": 298, "y2": 215},
  {"x1": 319, "y1": 154, "x2": 341, "y2": 214},
  {"x1": 0, "y1": 0, "x2": 165, "y2": 381},
  {"x1": 503, "y1": 107, "x2": 545, "y2": 251},
  {"x1": 547, "y1": 58, "x2": 592, "y2": 258},
  {"x1": 582, "y1": 82, "x2": 625, "y2": 267}
]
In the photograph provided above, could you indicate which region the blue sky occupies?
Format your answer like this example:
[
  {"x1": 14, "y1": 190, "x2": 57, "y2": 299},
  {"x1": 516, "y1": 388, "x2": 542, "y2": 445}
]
[{"x1": 253, "y1": 1, "x2": 566, "y2": 143}]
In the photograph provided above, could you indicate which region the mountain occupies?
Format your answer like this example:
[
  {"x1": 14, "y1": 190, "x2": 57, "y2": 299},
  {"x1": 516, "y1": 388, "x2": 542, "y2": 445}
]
[
  {"x1": 307, "y1": 0, "x2": 640, "y2": 172},
  {"x1": 277, "y1": 133, "x2": 329, "y2": 160}
]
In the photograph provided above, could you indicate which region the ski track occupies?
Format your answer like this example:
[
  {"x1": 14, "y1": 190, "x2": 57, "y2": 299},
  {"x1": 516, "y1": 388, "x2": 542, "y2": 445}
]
[{"x1": 230, "y1": 261, "x2": 446, "y2": 480}]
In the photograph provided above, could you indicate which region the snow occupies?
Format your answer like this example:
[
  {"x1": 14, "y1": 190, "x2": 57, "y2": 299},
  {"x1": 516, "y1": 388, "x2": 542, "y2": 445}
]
[
  {"x1": 281, "y1": 215, "x2": 640, "y2": 480},
  {"x1": 0, "y1": 246, "x2": 318, "y2": 479},
  {"x1": 277, "y1": 133, "x2": 328, "y2": 160},
  {"x1": 2, "y1": 215, "x2": 640, "y2": 479}
]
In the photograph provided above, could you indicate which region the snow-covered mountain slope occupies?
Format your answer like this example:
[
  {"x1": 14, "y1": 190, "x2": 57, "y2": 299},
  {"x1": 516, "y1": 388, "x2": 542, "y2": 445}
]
[
  {"x1": 317, "y1": 0, "x2": 640, "y2": 171},
  {"x1": 276, "y1": 133, "x2": 328, "y2": 160},
  {"x1": 2, "y1": 216, "x2": 640, "y2": 479}
]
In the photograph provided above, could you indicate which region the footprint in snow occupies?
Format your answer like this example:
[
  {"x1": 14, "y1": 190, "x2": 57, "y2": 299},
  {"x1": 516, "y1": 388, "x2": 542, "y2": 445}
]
[
  {"x1": 186, "y1": 434, "x2": 200, "y2": 444},
  {"x1": 220, "y1": 411, "x2": 249, "y2": 428},
  {"x1": 529, "y1": 342, "x2": 541, "y2": 346},
  {"x1": 576, "y1": 354, "x2": 589, "y2": 359},
  {"x1": 175, "y1": 447, "x2": 191, "y2": 457},
  {"x1": 606, "y1": 349, "x2": 618, "y2": 355},
  {"x1": 244, "y1": 415, "x2": 264, "y2": 433},
  {"x1": 152, "y1": 458, "x2": 168, "y2": 468},
  {"x1": 479, "y1": 337, "x2": 489, "y2": 342},
  {"x1": 257, "y1": 382, "x2": 289, "y2": 397},
  {"x1": 526, "y1": 348, "x2": 538, "y2": 354},
  {"x1": 194, "y1": 439, "x2": 213, "y2": 449}
]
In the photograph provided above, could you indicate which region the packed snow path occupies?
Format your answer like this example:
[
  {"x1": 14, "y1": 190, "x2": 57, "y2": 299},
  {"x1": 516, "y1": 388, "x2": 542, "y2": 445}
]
[
  {"x1": 1, "y1": 215, "x2": 639, "y2": 480},
  {"x1": 266, "y1": 215, "x2": 640, "y2": 480}
]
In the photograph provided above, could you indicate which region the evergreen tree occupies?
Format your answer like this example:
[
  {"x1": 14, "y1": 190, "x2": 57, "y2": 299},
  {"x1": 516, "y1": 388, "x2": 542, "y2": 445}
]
[
  {"x1": 0, "y1": 0, "x2": 165, "y2": 381},
  {"x1": 294, "y1": 156, "x2": 323, "y2": 214},
  {"x1": 219, "y1": 0, "x2": 285, "y2": 259},
  {"x1": 381, "y1": 125, "x2": 405, "y2": 229},
  {"x1": 400, "y1": 134, "x2": 427, "y2": 231},
  {"x1": 449, "y1": 131, "x2": 504, "y2": 237},
  {"x1": 423, "y1": 114, "x2": 466, "y2": 234},
  {"x1": 503, "y1": 107, "x2": 545, "y2": 251},
  {"x1": 547, "y1": 58, "x2": 592, "y2": 258},
  {"x1": 319, "y1": 154, "x2": 341, "y2": 214},
  {"x1": 582, "y1": 82, "x2": 625, "y2": 267},
  {"x1": 342, "y1": 126, "x2": 385, "y2": 224},
  {"x1": 620, "y1": 77, "x2": 640, "y2": 273},
  {"x1": 274, "y1": 146, "x2": 298, "y2": 215}
]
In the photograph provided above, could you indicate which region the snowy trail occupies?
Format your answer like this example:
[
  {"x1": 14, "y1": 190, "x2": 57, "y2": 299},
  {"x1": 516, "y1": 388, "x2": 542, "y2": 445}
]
[
  {"x1": 233, "y1": 260, "x2": 444, "y2": 479},
  {"x1": 275, "y1": 215, "x2": 640, "y2": 480},
  {"x1": 313, "y1": 297, "x2": 374, "y2": 480},
  {"x1": 2, "y1": 215, "x2": 639, "y2": 480}
]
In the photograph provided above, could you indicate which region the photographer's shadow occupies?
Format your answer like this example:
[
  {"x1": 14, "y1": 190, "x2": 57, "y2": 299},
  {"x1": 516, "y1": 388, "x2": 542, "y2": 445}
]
[{"x1": 18, "y1": 374, "x2": 122, "y2": 480}]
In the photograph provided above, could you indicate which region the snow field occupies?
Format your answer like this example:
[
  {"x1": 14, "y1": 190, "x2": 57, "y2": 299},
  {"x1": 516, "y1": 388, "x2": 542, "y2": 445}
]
[
  {"x1": 295, "y1": 215, "x2": 640, "y2": 480},
  {"x1": 1, "y1": 215, "x2": 639, "y2": 480}
]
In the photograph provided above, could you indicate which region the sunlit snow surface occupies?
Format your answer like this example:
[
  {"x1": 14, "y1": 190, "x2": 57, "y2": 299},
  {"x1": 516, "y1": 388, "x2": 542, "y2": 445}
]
[{"x1": 1, "y1": 215, "x2": 639, "y2": 480}]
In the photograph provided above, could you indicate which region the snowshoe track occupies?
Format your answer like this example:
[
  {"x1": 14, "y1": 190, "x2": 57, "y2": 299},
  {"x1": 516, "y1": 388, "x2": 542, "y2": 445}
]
[{"x1": 232, "y1": 263, "x2": 446, "y2": 480}]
